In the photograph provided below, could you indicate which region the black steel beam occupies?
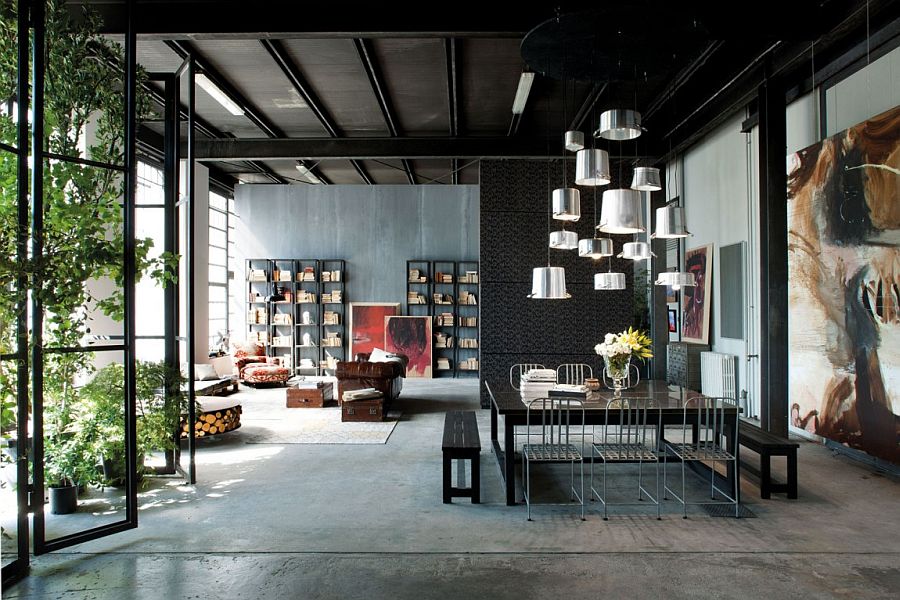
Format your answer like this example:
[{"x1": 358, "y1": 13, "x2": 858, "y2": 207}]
[
  {"x1": 185, "y1": 137, "x2": 653, "y2": 160},
  {"x1": 353, "y1": 38, "x2": 416, "y2": 184},
  {"x1": 568, "y1": 82, "x2": 607, "y2": 132},
  {"x1": 446, "y1": 38, "x2": 459, "y2": 185},
  {"x1": 258, "y1": 39, "x2": 372, "y2": 184}
]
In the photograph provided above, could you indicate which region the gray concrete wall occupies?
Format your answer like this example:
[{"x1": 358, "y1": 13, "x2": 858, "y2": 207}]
[{"x1": 233, "y1": 184, "x2": 479, "y2": 335}]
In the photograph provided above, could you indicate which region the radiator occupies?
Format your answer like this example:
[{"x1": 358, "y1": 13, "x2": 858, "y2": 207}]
[{"x1": 700, "y1": 351, "x2": 737, "y2": 400}]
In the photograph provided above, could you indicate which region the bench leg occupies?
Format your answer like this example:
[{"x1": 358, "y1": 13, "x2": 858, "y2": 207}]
[
  {"x1": 760, "y1": 452, "x2": 771, "y2": 499},
  {"x1": 443, "y1": 453, "x2": 451, "y2": 504},
  {"x1": 787, "y1": 450, "x2": 798, "y2": 499},
  {"x1": 472, "y1": 455, "x2": 480, "y2": 504}
]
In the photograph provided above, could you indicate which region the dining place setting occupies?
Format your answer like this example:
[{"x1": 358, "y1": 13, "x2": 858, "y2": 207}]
[{"x1": 484, "y1": 328, "x2": 742, "y2": 520}]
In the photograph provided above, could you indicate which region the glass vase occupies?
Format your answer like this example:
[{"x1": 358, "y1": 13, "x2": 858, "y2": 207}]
[{"x1": 603, "y1": 354, "x2": 631, "y2": 396}]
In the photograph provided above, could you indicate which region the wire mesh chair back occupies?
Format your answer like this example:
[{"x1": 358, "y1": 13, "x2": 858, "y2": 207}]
[
  {"x1": 524, "y1": 397, "x2": 586, "y2": 460},
  {"x1": 599, "y1": 397, "x2": 655, "y2": 458},
  {"x1": 680, "y1": 395, "x2": 738, "y2": 452},
  {"x1": 509, "y1": 363, "x2": 547, "y2": 390},
  {"x1": 556, "y1": 363, "x2": 594, "y2": 385}
]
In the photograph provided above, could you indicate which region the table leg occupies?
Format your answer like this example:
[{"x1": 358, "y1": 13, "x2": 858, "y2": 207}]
[
  {"x1": 787, "y1": 450, "x2": 798, "y2": 499},
  {"x1": 726, "y1": 420, "x2": 741, "y2": 504},
  {"x1": 442, "y1": 453, "x2": 451, "y2": 504},
  {"x1": 472, "y1": 455, "x2": 481, "y2": 504},
  {"x1": 491, "y1": 401, "x2": 498, "y2": 447},
  {"x1": 504, "y1": 420, "x2": 516, "y2": 506}
]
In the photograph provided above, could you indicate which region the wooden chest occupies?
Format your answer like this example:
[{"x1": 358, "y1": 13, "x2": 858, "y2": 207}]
[
  {"x1": 341, "y1": 398, "x2": 384, "y2": 422},
  {"x1": 286, "y1": 382, "x2": 333, "y2": 408}
]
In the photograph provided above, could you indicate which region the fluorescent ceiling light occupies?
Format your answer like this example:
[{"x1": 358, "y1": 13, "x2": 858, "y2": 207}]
[
  {"x1": 195, "y1": 73, "x2": 244, "y2": 116},
  {"x1": 511, "y1": 72, "x2": 535, "y2": 115},
  {"x1": 295, "y1": 164, "x2": 322, "y2": 185}
]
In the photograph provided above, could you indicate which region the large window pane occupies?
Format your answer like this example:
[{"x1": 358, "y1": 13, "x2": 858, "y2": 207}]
[
  {"x1": 209, "y1": 265, "x2": 227, "y2": 284},
  {"x1": 209, "y1": 246, "x2": 227, "y2": 267},
  {"x1": 208, "y1": 209, "x2": 226, "y2": 230},
  {"x1": 209, "y1": 303, "x2": 227, "y2": 320},
  {"x1": 209, "y1": 192, "x2": 227, "y2": 211},
  {"x1": 208, "y1": 286, "x2": 227, "y2": 303},
  {"x1": 208, "y1": 228, "x2": 226, "y2": 248}
]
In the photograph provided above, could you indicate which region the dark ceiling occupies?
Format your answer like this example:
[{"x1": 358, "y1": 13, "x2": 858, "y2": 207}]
[{"x1": 78, "y1": 0, "x2": 900, "y2": 186}]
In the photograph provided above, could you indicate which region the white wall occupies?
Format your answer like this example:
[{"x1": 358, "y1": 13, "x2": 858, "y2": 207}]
[
  {"x1": 178, "y1": 161, "x2": 210, "y2": 366},
  {"x1": 825, "y1": 46, "x2": 900, "y2": 136}
]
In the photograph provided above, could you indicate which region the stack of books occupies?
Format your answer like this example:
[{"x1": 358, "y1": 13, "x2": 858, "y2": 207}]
[
  {"x1": 247, "y1": 308, "x2": 267, "y2": 324},
  {"x1": 272, "y1": 313, "x2": 292, "y2": 325},
  {"x1": 435, "y1": 272, "x2": 454, "y2": 283},
  {"x1": 432, "y1": 293, "x2": 454, "y2": 305},
  {"x1": 459, "y1": 271, "x2": 479, "y2": 284},
  {"x1": 298, "y1": 267, "x2": 316, "y2": 282},
  {"x1": 343, "y1": 387, "x2": 383, "y2": 402},
  {"x1": 320, "y1": 351, "x2": 338, "y2": 371},
  {"x1": 322, "y1": 290, "x2": 342, "y2": 303},
  {"x1": 274, "y1": 270, "x2": 292, "y2": 282},
  {"x1": 435, "y1": 332, "x2": 454, "y2": 348},
  {"x1": 458, "y1": 316, "x2": 477, "y2": 327},
  {"x1": 458, "y1": 291, "x2": 477, "y2": 305},
  {"x1": 298, "y1": 358, "x2": 316, "y2": 369},
  {"x1": 459, "y1": 338, "x2": 478, "y2": 348},
  {"x1": 407, "y1": 291, "x2": 427, "y2": 304},
  {"x1": 296, "y1": 290, "x2": 317, "y2": 303},
  {"x1": 436, "y1": 312, "x2": 454, "y2": 327},
  {"x1": 520, "y1": 368, "x2": 557, "y2": 401},
  {"x1": 323, "y1": 311, "x2": 340, "y2": 325},
  {"x1": 248, "y1": 269, "x2": 268, "y2": 282},
  {"x1": 436, "y1": 357, "x2": 452, "y2": 370},
  {"x1": 248, "y1": 331, "x2": 267, "y2": 345},
  {"x1": 408, "y1": 269, "x2": 427, "y2": 283},
  {"x1": 322, "y1": 333, "x2": 342, "y2": 347},
  {"x1": 322, "y1": 270, "x2": 341, "y2": 282},
  {"x1": 459, "y1": 358, "x2": 479, "y2": 370},
  {"x1": 549, "y1": 384, "x2": 589, "y2": 399}
]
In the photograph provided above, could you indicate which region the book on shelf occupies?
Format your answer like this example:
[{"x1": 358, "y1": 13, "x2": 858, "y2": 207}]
[
  {"x1": 297, "y1": 358, "x2": 317, "y2": 370},
  {"x1": 274, "y1": 270, "x2": 292, "y2": 282},
  {"x1": 435, "y1": 312, "x2": 454, "y2": 327},
  {"x1": 407, "y1": 291, "x2": 427, "y2": 304},
  {"x1": 248, "y1": 291, "x2": 266, "y2": 303},
  {"x1": 458, "y1": 290, "x2": 477, "y2": 305},
  {"x1": 434, "y1": 332, "x2": 454, "y2": 348},
  {"x1": 323, "y1": 311, "x2": 341, "y2": 325},
  {"x1": 436, "y1": 357, "x2": 452, "y2": 370},
  {"x1": 322, "y1": 290, "x2": 342, "y2": 303},
  {"x1": 459, "y1": 271, "x2": 479, "y2": 284},
  {"x1": 297, "y1": 266, "x2": 316, "y2": 282},
  {"x1": 296, "y1": 290, "x2": 317, "y2": 303},
  {"x1": 435, "y1": 272, "x2": 454, "y2": 284},
  {"x1": 247, "y1": 308, "x2": 267, "y2": 324},
  {"x1": 248, "y1": 269, "x2": 267, "y2": 282},
  {"x1": 322, "y1": 333, "x2": 342, "y2": 347},
  {"x1": 458, "y1": 316, "x2": 477, "y2": 327},
  {"x1": 272, "y1": 312, "x2": 293, "y2": 325},
  {"x1": 248, "y1": 331, "x2": 268, "y2": 344},
  {"x1": 459, "y1": 357, "x2": 479, "y2": 370},
  {"x1": 322, "y1": 270, "x2": 342, "y2": 282},
  {"x1": 433, "y1": 293, "x2": 454, "y2": 305},
  {"x1": 407, "y1": 269, "x2": 427, "y2": 283},
  {"x1": 459, "y1": 338, "x2": 478, "y2": 349},
  {"x1": 320, "y1": 351, "x2": 338, "y2": 371},
  {"x1": 272, "y1": 335, "x2": 291, "y2": 347}
]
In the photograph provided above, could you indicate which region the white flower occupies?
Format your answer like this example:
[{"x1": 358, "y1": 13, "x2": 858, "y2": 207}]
[{"x1": 604, "y1": 333, "x2": 615, "y2": 344}]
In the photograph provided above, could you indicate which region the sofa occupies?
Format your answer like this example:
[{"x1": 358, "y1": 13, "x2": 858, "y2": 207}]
[
  {"x1": 232, "y1": 342, "x2": 291, "y2": 385},
  {"x1": 336, "y1": 352, "x2": 408, "y2": 411},
  {"x1": 189, "y1": 356, "x2": 238, "y2": 396}
]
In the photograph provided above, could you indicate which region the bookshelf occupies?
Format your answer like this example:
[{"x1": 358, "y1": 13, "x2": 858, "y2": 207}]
[
  {"x1": 455, "y1": 261, "x2": 479, "y2": 376},
  {"x1": 270, "y1": 259, "x2": 295, "y2": 371},
  {"x1": 246, "y1": 258, "x2": 272, "y2": 350},
  {"x1": 294, "y1": 259, "x2": 320, "y2": 375},
  {"x1": 319, "y1": 259, "x2": 346, "y2": 374},
  {"x1": 406, "y1": 260, "x2": 430, "y2": 317},
  {"x1": 432, "y1": 260, "x2": 456, "y2": 377}
]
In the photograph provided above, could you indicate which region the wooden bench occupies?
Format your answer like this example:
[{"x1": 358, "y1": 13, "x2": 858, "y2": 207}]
[
  {"x1": 738, "y1": 420, "x2": 799, "y2": 499},
  {"x1": 442, "y1": 410, "x2": 481, "y2": 504}
]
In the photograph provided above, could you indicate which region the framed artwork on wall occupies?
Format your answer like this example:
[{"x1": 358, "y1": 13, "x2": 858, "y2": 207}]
[
  {"x1": 384, "y1": 315, "x2": 432, "y2": 378},
  {"x1": 681, "y1": 243, "x2": 712, "y2": 345},
  {"x1": 668, "y1": 308, "x2": 678, "y2": 333},
  {"x1": 349, "y1": 302, "x2": 400, "y2": 358},
  {"x1": 787, "y1": 104, "x2": 900, "y2": 465}
]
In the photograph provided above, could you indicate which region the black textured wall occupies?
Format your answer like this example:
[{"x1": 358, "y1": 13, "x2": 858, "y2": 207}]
[{"x1": 479, "y1": 159, "x2": 635, "y2": 407}]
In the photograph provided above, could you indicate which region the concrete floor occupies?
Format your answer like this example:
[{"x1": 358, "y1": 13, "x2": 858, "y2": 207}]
[{"x1": 3, "y1": 379, "x2": 899, "y2": 599}]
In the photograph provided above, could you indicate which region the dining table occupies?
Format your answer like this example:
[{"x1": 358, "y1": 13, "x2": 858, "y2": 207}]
[{"x1": 484, "y1": 379, "x2": 742, "y2": 506}]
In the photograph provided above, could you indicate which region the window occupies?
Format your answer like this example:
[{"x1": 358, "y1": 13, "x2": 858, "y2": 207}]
[
  {"x1": 209, "y1": 190, "x2": 231, "y2": 351},
  {"x1": 135, "y1": 161, "x2": 166, "y2": 361}
]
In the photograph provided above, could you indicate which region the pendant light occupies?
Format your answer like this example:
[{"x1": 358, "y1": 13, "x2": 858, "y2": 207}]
[
  {"x1": 595, "y1": 251, "x2": 626, "y2": 290},
  {"x1": 552, "y1": 187, "x2": 581, "y2": 221},
  {"x1": 549, "y1": 229, "x2": 578, "y2": 249},
  {"x1": 530, "y1": 265, "x2": 571, "y2": 299},
  {"x1": 618, "y1": 241, "x2": 656, "y2": 260},
  {"x1": 564, "y1": 130, "x2": 584, "y2": 152},
  {"x1": 597, "y1": 189, "x2": 644, "y2": 234},
  {"x1": 578, "y1": 237, "x2": 614, "y2": 259},
  {"x1": 654, "y1": 271, "x2": 696, "y2": 289},
  {"x1": 575, "y1": 148, "x2": 611, "y2": 186},
  {"x1": 596, "y1": 108, "x2": 642, "y2": 141},
  {"x1": 631, "y1": 166, "x2": 661, "y2": 191},
  {"x1": 652, "y1": 204, "x2": 692, "y2": 238}
]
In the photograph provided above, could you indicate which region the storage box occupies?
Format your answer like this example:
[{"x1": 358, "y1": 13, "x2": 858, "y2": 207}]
[
  {"x1": 286, "y1": 382, "x2": 333, "y2": 408},
  {"x1": 341, "y1": 398, "x2": 384, "y2": 422}
]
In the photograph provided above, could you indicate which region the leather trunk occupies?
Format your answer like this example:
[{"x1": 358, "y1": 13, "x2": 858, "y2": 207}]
[{"x1": 341, "y1": 398, "x2": 384, "y2": 422}]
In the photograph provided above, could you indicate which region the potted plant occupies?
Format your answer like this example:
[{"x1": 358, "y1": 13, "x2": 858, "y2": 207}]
[{"x1": 43, "y1": 411, "x2": 94, "y2": 515}]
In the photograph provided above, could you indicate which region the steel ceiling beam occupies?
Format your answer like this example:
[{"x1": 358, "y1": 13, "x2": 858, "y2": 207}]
[
  {"x1": 445, "y1": 38, "x2": 459, "y2": 184},
  {"x1": 185, "y1": 136, "x2": 651, "y2": 160},
  {"x1": 259, "y1": 39, "x2": 373, "y2": 184},
  {"x1": 353, "y1": 38, "x2": 416, "y2": 184},
  {"x1": 568, "y1": 82, "x2": 607, "y2": 132},
  {"x1": 163, "y1": 39, "x2": 326, "y2": 185}
]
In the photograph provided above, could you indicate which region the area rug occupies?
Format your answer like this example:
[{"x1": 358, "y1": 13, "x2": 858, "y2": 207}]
[{"x1": 241, "y1": 408, "x2": 401, "y2": 445}]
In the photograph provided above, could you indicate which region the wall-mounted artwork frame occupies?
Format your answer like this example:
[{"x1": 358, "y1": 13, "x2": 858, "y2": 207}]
[
  {"x1": 681, "y1": 243, "x2": 713, "y2": 345},
  {"x1": 668, "y1": 308, "x2": 678, "y2": 333}
]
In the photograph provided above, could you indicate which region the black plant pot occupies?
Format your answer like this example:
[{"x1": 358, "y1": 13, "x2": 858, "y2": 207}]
[{"x1": 49, "y1": 484, "x2": 78, "y2": 515}]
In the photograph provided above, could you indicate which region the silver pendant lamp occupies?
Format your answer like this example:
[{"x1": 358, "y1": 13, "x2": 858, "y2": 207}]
[
  {"x1": 618, "y1": 241, "x2": 656, "y2": 260},
  {"x1": 552, "y1": 187, "x2": 581, "y2": 221},
  {"x1": 549, "y1": 229, "x2": 578, "y2": 249},
  {"x1": 654, "y1": 271, "x2": 696, "y2": 289},
  {"x1": 597, "y1": 189, "x2": 644, "y2": 234},
  {"x1": 631, "y1": 166, "x2": 661, "y2": 191},
  {"x1": 574, "y1": 148, "x2": 611, "y2": 186},
  {"x1": 564, "y1": 130, "x2": 584, "y2": 152},
  {"x1": 596, "y1": 109, "x2": 642, "y2": 141},
  {"x1": 530, "y1": 266, "x2": 571, "y2": 299},
  {"x1": 578, "y1": 237, "x2": 614, "y2": 259},
  {"x1": 595, "y1": 271, "x2": 626, "y2": 290},
  {"x1": 652, "y1": 205, "x2": 692, "y2": 238}
]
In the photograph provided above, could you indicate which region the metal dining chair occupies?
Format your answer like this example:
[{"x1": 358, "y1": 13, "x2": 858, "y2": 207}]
[
  {"x1": 509, "y1": 363, "x2": 547, "y2": 390},
  {"x1": 556, "y1": 363, "x2": 593, "y2": 385},
  {"x1": 590, "y1": 397, "x2": 660, "y2": 520},
  {"x1": 522, "y1": 397, "x2": 586, "y2": 521},
  {"x1": 663, "y1": 395, "x2": 740, "y2": 518}
]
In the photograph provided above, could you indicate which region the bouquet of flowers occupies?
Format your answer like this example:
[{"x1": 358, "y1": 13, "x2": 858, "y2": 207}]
[{"x1": 594, "y1": 327, "x2": 653, "y2": 382}]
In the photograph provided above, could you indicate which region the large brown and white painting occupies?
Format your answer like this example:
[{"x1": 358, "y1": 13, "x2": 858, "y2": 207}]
[{"x1": 787, "y1": 104, "x2": 900, "y2": 464}]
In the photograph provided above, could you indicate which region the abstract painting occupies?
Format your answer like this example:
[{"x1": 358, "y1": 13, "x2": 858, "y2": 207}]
[
  {"x1": 682, "y1": 244, "x2": 712, "y2": 345},
  {"x1": 668, "y1": 308, "x2": 678, "y2": 333},
  {"x1": 349, "y1": 302, "x2": 400, "y2": 358},
  {"x1": 384, "y1": 316, "x2": 432, "y2": 378},
  {"x1": 787, "y1": 104, "x2": 900, "y2": 464}
]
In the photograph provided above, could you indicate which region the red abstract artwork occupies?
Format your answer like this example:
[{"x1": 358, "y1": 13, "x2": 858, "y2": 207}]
[
  {"x1": 384, "y1": 316, "x2": 432, "y2": 378},
  {"x1": 349, "y1": 303, "x2": 399, "y2": 358}
]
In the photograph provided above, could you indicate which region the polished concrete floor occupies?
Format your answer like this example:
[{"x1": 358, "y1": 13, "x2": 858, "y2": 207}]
[{"x1": 3, "y1": 379, "x2": 899, "y2": 599}]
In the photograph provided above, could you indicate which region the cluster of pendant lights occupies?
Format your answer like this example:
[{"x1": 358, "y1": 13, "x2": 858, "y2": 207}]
[{"x1": 530, "y1": 108, "x2": 694, "y2": 299}]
